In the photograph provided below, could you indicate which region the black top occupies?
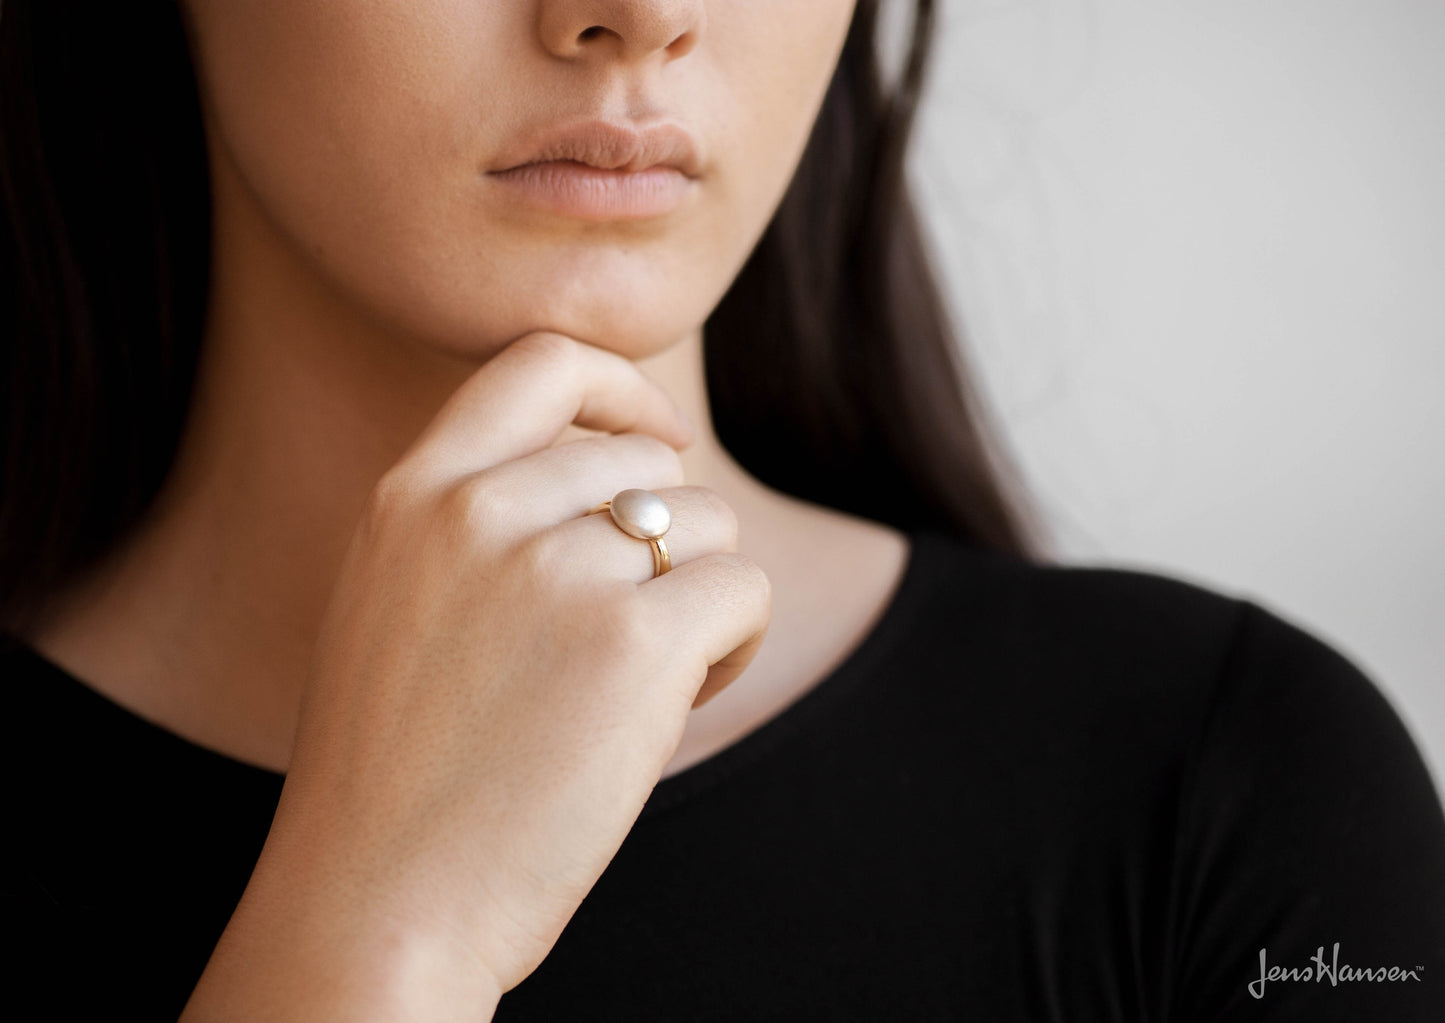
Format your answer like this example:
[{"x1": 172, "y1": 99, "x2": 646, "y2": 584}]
[{"x1": 4, "y1": 528, "x2": 1444, "y2": 1021}]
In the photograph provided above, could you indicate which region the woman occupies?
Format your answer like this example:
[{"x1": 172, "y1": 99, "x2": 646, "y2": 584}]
[{"x1": 2, "y1": 0, "x2": 1441, "y2": 1019}]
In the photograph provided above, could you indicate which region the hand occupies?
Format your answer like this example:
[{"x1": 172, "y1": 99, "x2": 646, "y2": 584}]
[{"x1": 182, "y1": 331, "x2": 772, "y2": 1021}]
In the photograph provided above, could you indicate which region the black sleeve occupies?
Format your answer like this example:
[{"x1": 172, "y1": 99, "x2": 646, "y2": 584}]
[{"x1": 1169, "y1": 600, "x2": 1445, "y2": 1021}]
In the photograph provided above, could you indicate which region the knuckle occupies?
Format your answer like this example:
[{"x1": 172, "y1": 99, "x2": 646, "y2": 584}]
[
  {"x1": 544, "y1": 435, "x2": 597, "y2": 476},
  {"x1": 628, "y1": 429, "x2": 671, "y2": 457},
  {"x1": 510, "y1": 330, "x2": 576, "y2": 372},
  {"x1": 653, "y1": 438, "x2": 686, "y2": 486},
  {"x1": 511, "y1": 528, "x2": 564, "y2": 586},
  {"x1": 359, "y1": 470, "x2": 419, "y2": 535},
  {"x1": 718, "y1": 551, "x2": 771, "y2": 602},
  {"x1": 440, "y1": 475, "x2": 521, "y2": 538},
  {"x1": 628, "y1": 432, "x2": 684, "y2": 485},
  {"x1": 691, "y1": 486, "x2": 738, "y2": 548},
  {"x1": 600, "y1": 586, "x2": 661, "y2": 658},
  {"x1": 369, "y1": 467, "x2": 418, "y2": 508}
]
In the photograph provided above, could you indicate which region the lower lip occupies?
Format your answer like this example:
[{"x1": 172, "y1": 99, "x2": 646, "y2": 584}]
[{"x1": 487, "y1": 160, "x2": 695, "y2": 221}]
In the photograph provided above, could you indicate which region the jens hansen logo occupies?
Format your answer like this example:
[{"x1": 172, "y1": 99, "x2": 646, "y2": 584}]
[{"x1": 1249, "y1": 943, "x2": 1424, "y2": 999}]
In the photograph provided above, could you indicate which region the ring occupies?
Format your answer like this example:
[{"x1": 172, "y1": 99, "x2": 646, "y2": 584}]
[{"x1": 586, "y1": 488, "x2": 672, "y2": 578}]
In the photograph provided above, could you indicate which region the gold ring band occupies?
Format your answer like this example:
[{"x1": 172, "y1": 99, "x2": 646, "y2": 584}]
[{"x1": 586, "y1": 498, "x2": 672, "y2": 578}]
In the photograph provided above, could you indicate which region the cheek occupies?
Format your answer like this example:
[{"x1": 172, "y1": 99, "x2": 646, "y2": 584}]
[
  {"x1": 189, "y1": 1, "x2": 522, "y2": 342},
  {"x1": 186, "y1": 0, "x2": 857, "y2": 360},
  {"x1": 713, "y1": 0, "x2": 858, "y2": 174},
  {"x1": 671, "y1": 0, "x2": 859, "y2": 301},
  {"x1": 190, "y1": 2, "x2": 489, "y2": 217}
]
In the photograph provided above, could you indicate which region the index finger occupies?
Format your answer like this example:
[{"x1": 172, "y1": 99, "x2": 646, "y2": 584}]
[{"x1": 396, "y1": 331, "x2": 695, "y2": 481}]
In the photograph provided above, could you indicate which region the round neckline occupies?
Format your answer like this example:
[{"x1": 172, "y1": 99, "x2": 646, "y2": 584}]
[
  {"x1": 7, "y1": 525, "x2": 947, "y2": 815},
  {"x1": 636, "y1": 525, "x2": 939, "y2": 821},
  {"x1": 5, "y1": 634, "x2": 289, "y2": 786}
]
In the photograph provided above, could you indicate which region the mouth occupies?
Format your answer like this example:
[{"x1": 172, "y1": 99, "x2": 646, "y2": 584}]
[
  {"x1": 490, "y1": 119, "x2": 702, "y2": 177},
  {"x1": 486, "y1": 119, "x2": 702, "y2": 222},
  {"x1": 488, "y1": 161, "x2": 696, "y2": 221}
]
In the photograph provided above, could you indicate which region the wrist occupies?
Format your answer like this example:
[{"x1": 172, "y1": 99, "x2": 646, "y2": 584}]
[
  {"x1": 183, "y1": 896, "x2": 504, "y2": 1022},
  {"x1": 182, "y1": 829, "x2": 505, "y2": 1022}
]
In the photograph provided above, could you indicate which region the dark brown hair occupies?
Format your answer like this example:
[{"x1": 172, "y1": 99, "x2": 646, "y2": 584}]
[{"x1": 0, "y1": 0, "x2": 1042, "y2": 638}]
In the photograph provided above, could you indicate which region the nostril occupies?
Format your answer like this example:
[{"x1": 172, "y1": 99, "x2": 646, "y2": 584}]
[{"x1": 579, "y1": 25, "x2": 605, "y2": 42}]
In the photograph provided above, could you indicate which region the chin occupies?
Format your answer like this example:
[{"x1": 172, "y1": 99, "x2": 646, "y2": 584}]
[
  {"x1": 534, "y1": 319, "x2": 697, "y2": 362},
  {"x1": 492, "y1": 245, "x2": 714, "y2": 341},
  {"x1": 493, "y1": 292, "x2": 706, "y2": 362},
  {"x1": 409, "y1": 309, "x2": 699, "y2": 369}
]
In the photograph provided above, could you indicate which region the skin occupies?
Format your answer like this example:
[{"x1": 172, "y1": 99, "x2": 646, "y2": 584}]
[
  {"x1": 30, "y1": 0, "x2": 912, "y2": 1013},
  {"x1": 36, "y1": 0, "x2": 909, "y2": 777}
]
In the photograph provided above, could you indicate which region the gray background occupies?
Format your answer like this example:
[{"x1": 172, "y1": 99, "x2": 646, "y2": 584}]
[{"x1": 904, "y1": 0, "x2": 1444, "y2": 788}]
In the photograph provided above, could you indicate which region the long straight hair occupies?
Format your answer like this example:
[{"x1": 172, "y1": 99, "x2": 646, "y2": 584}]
[{"x1": 0, "y1": 0, "x2": 1043, "y2": 639}]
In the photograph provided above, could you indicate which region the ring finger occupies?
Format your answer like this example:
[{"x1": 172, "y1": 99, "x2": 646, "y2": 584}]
[{"x1": 543, "y1": 485, "x2": 739, "y2": 586}]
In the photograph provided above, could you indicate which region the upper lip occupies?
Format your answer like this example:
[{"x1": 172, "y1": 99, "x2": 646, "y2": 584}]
[{"x1": 489, "y1": 120, "x2": 702, "y2": 178}]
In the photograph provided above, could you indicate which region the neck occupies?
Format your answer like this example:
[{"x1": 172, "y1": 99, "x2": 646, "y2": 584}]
[{"x1": 29, "y1": 153, "x2": 838, "y2": 770}]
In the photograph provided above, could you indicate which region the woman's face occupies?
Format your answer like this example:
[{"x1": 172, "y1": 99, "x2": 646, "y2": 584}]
[{"x1": 178, "y1": 0, "x2": 859, "y2": 360}]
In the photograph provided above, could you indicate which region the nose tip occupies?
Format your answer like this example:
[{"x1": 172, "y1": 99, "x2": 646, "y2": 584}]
[{"x1": 539, "y1": 0, "x2": 703, "y2": 63}]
